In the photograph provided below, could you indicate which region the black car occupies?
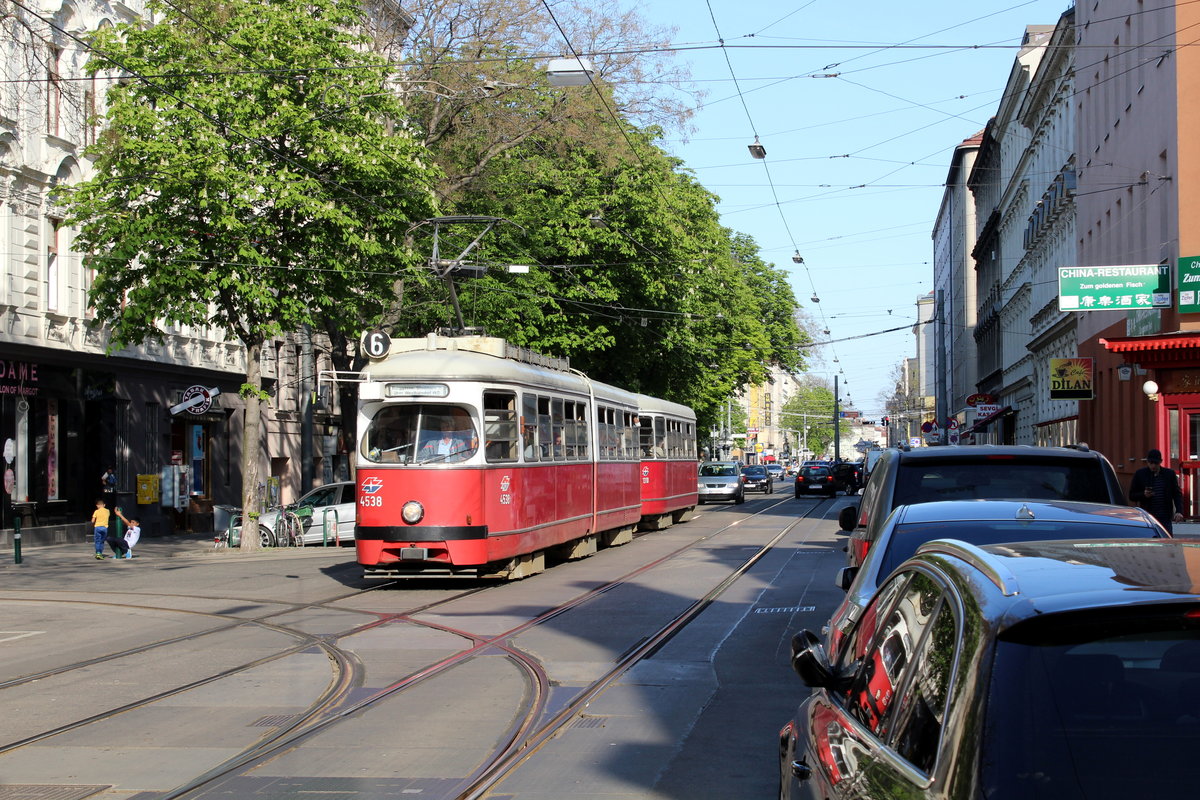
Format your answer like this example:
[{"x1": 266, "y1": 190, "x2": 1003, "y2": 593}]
[
  {"x1": 780, "y1": 538, "x2": 1200, "y2": 799},
  {"x1": 838, "y1": 444, "x2": 1126, "y2": 568},
  {"x1": 795, "y1": 465, "x2": 837, "y2": 498},
  {"x1": 741, "y1": 464, "x2": 775, "y2": 493}
]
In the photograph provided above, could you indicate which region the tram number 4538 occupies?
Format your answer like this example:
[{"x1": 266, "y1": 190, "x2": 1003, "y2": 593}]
[{"x1": 360, "y1": 495, "x2": 383, "y2": 507}]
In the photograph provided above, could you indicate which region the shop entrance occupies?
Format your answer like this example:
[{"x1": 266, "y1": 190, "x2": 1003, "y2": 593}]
[{"x1": 1167, "y1": 402, "x2": 1200, "y2": 518}]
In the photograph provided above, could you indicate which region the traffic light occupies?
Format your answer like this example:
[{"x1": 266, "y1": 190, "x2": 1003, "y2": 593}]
[{"x1": 882, "y1": 416, "x2": 890, "y2": 427}]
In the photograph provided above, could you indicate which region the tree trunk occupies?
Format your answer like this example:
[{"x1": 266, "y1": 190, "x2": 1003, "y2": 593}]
[{"x1": 240, "y1": 337, "x2": 265, "y2": 550}]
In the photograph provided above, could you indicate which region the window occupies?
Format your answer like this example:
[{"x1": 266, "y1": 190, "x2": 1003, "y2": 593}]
[
  {"x1": 551, "y1": 398, "x2": 564, "y2": 461},
  {"x1": 522, "y1": 393, "x2": 539, "y2": 462},
  {"x1": 640, "y1": 415, "x2": 655, "y2": 458},
  {"x1": 45, "y1": 218, "x2": 61, "y2": 312},
  {"x1": 889, "y1": 595, "x2": 957, "y2": 773},
  {"x1": 483, "y1": 391, "x2": 517, "y2": 463},
  {"x1": 47, "y1": 46, "x2": 63, "y2": 136},
  {"x1": 842, "y1": 571, "x2": 943, "y2": 741},
  {"x1": 537, "y1": 396, "x2": 552, "y2": 460},
  {"x1": 360, "y1": 404, "x2": 478, "y2": 464}
]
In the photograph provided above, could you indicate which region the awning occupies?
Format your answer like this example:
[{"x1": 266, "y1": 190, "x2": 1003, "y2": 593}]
[
  {"x1": 1100, "y1": 331, "x2": 1200, "y2": 367},
  {"x1": 962, "y1": 405, "x2": 1013, "y2": 435}
]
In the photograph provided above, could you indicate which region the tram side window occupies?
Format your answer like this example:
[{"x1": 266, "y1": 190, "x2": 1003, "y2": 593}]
[
  {"x1": 538, "y1": 397, "x2": 553, "y2": 460},
  {"x1": 597, "y1": 406, "x2": 612, "y2": 460},
  {"x1": 685, "y1": 422, "x2": 696, "y2": 459},
  {"x1": 640, "y1": 416, "x2": 654, "y2": 458},
  {"x1": 623, "y1": 412, "x2": 636, "y2": 461},
  {"x1": 668, "y1": 420, "x2": 681, "y2": 458},
  {"x1": 654, "y1": 416, "x2": 666, "y2": 458},
  {"x1": 483, "y1": 391, "x2": 518, "y2": 463},
  {"x1": 571, "y1": 402, "x2": 590, "y2": 460},
  {"x1": 522, "y1": 393, "x2": 539, "y2": 462}
]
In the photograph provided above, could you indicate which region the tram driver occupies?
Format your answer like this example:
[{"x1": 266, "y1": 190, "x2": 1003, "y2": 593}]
[{"x1": 419, "y1": 419, "x2": 476, "y2": 463}]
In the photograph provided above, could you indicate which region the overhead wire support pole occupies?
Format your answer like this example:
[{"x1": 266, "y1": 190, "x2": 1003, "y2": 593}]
[{"x1": 407, "y1": 216, "x2": 513, "y2": 335}]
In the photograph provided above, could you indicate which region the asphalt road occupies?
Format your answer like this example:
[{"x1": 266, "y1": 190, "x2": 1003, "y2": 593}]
[{"x1": 0, "y1": 493, "x2": 854, "y2": 800}]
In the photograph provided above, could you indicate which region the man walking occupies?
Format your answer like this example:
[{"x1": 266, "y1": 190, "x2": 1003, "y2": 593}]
[{"x1": 1129, "y1": 448, "x2": 1185, "y2": 533}]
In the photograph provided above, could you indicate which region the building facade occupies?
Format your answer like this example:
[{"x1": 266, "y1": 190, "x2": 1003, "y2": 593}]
[{"x1": 1, "y1": 0, "x2": 337, "y2": 536}]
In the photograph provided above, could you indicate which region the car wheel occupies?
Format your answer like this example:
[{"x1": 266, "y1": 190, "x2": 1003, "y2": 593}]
[
  {"x1": 258, "y1": 525, "x2": 275, "y2": 547},
  {"x1": 735, "y1": 491, "x2": 745, "y2": 505},
  {"x1": 698, "y1": 497, "x2": 706, "y2": 505}
]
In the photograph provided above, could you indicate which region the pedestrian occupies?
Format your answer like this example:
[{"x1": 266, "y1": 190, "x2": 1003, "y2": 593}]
[
  {"x1": 91, "y1": 498, "x2": 112, "y2": 559},
  {"x1": 114, "y1": 507, "x2": 140, "y2": 559},
  {"x1": 1129, "y1": 448, "x2": 1185, "y2": 533}
]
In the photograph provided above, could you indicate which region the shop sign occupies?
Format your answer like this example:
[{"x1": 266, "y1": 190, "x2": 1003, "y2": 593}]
[
  {"x1": 1050, "y1": 358, "x2": 1094, "y2": 400},
  {"x1": 1180, "y1": 256, "x2": 1200, "y2": 313},
  {"x1": 172, "y1": 385, "x2": 220, "y2": 415},
  {"x1": 976, "y1": 404, "x2": 1002, "y2": 417},
  {"x1": 1058, "y1": 264, "x2": 1171, "y2": 310},
  {"x1": 0, "y1": 359, "x2": 39, "y2": 396},
  {"x1": 965, "y1": 393, "x2": 995, "y2": 407}
]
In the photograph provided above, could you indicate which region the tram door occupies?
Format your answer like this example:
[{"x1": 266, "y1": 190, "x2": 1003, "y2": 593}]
[{"x1": 1171, "y1": 405, "x2": 1200, "y2": 519}]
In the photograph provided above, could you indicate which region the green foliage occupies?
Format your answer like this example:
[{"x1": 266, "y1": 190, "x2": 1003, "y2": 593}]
[
  {"x1": 781, "y1": 380, "x2": 836, "y2": 457},
  {"x1": 56, "y1": 0, "x2": 440, "y2": 352},
  {"x1": 399, "y1": 123, "x2": 809, "y2": 429}
]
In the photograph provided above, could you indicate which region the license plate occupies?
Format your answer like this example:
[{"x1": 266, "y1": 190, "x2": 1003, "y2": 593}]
[
  {"x1": 808, "y1": 484, "x2": 823, "y2": 489},
  {"x1": 400, "y1": 548, "x2": 428, "y2": 560}
]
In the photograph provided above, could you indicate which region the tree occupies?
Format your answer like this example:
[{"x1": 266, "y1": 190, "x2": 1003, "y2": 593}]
[
  {"x1": 56, "y1": 0, "x2": 440, "y2": 547},
  {"x1": 378, "y1": 0, "x2": 696, "y2": 198},
  {"x1": 781, "y1": 379, "x2": 837, "y2": 459},
  {"x1": 390, "y1": 120, "x2": 808, "y2": 431}
]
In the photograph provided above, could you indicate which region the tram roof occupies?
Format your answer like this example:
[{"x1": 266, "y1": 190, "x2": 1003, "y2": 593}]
[{"x1": 363, "y1": 334, "x2": 645, "y2": 407}]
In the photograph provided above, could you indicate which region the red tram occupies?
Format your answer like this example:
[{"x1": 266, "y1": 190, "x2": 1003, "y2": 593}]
[{"x1": 354, "y1": 334, "x2": 698, "y2": 578}]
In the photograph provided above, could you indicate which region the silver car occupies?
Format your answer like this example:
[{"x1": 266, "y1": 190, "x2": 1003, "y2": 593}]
[
  {"x1": 697, "y1": 461, "x2": 745, "y2": 504},
  {"x1": 255, "y1": 482, "x2": 356, "y2": 545}
]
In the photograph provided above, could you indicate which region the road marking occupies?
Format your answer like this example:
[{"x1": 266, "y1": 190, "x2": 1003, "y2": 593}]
[
  {"x1": 754, "y1": 606, "x2": 816, "y2": 614},
  {"x1": 0, "y1": 631, "x2": 45, "y2": 643}
]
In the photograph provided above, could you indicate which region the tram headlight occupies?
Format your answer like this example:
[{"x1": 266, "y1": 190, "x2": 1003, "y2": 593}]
[{"x1": 401, "y1": 500, "x2": 424, "y2": 525}]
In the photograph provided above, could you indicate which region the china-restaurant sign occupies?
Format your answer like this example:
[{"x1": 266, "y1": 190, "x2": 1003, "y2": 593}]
[{"x1": 1049, "y1": 358, "x2": 1094, "y2": 400}]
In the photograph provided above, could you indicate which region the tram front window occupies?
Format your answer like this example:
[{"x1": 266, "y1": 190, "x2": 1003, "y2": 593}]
[{"x1": 362, "y1": 405, "x2": 478, "y2": 464}]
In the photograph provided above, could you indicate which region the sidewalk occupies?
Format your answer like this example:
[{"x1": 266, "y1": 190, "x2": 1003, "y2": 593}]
[{"x1": 0, "y1": 528, "x2": 354, "y2": 564}]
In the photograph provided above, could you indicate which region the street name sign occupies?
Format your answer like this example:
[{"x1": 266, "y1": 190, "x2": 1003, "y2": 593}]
[{"x1": 1058, "y1": 264, "x2": 1171, "y2": 311}]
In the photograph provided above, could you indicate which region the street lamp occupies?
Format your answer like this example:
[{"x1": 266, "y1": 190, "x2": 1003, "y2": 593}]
[{"x1": 547, "y1": 57, "x2": 595, "y2": 87}]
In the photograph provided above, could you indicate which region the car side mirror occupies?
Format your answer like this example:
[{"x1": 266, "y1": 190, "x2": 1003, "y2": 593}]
[
  {"x1": 836, "y1": 565, "x2": 858, "y2": 592},
  {"x1": 838, "y1": 505, "x2": 858, "y2": 532},
  {"x1": 790, "y1": 629, "x2": 836, "y2": 688}
]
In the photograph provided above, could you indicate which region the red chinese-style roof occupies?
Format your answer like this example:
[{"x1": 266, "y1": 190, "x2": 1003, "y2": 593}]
[{"x1": 1099, "y1": 332, "x2": 1200, "y2": 352}]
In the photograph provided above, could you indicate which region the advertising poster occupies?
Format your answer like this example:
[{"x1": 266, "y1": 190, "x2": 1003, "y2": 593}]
[{"x1": 1050, "y1": 358, "x2": 1094, "y2": 399}]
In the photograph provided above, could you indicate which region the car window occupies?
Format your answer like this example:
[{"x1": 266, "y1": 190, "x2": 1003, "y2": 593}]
[
  {"x1": 801, "y1": 466, "x2": 830, "y2": 478},
  {"x1": 876, "y1": 519, "x2": 1162, "y2": 580},
  {"x1": 894, "y1": 456, "x2": 1112, "y2": 504},
  {"x1": 983, "y1": 609, "x2": 1200, "y2": 797},
  {"x1": 887, "y1": 595, "x2": 957, "y2": 774},
  {"x1": 842, "y1": 571, "x2": 942, "y2": 740},
  {"x1": 744, "y1": 466, "x2": 766, "y2": 476}
]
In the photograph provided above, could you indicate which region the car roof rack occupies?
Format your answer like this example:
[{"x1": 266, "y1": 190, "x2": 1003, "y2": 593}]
[{"x1": 916, "y1": 538, "x2": 1020, "y2": 597}]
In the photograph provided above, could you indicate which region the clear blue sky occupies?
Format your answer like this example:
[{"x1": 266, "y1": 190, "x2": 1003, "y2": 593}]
[{"x1": 629, "y1": 0, "x2": 1073, "y2": 416}]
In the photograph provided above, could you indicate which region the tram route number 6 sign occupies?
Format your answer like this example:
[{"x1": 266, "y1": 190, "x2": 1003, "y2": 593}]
[{"x1": 362, "y1": 329, "x2": 392, "y2": 360}]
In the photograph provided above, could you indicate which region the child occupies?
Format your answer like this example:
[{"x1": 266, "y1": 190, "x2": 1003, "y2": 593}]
[
  {"x1": 115, "y1": 508, "x2": 140, "y2": 559},
  {"x1": 91, "y1": 498, "x2": 112, "y2": 559}
]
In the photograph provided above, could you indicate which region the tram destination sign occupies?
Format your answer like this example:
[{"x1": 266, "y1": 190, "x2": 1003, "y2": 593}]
[{"x1": 1058, "y1": 264, "x2": 1171, "y2": 311}]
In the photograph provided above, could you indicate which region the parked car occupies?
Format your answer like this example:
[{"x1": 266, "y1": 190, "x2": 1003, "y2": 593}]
[
  {"x1": 252, "y1": 481, "x2": 356, "y2": 545},
  {"x1": 825, "y1": 499, "x2": 1171, "y2": 659},
  {"x1": 697, "y1": 461, "x2": 745, "y2": 504},
  {"x1": 796, "y1": 464, "x2": 837, "y2": 498},
  {"x1": 779, "y1": 538, "x2": 1200, "y2": 799},
  {"x1": 741, "y1": 464, "x2": 775, "y2": 494},
  {"x1": 838, "y1": 445, "x2": 1126, "y2": 568}
]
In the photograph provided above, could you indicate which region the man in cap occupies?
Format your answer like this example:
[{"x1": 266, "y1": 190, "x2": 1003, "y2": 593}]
[{"x1": 1129, "y1": 448, "x2": 1184, "y2": 533}]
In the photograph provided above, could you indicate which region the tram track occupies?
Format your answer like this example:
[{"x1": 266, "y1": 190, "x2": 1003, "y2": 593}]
[{"x1": 154, "y1": 494, "x2": 835, "y2": 800}]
